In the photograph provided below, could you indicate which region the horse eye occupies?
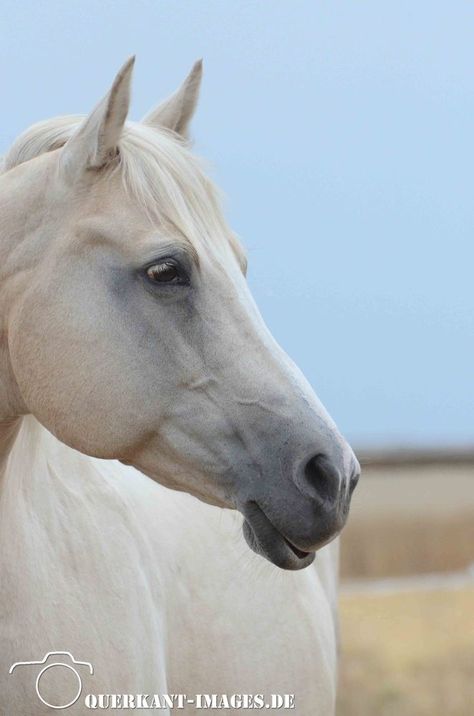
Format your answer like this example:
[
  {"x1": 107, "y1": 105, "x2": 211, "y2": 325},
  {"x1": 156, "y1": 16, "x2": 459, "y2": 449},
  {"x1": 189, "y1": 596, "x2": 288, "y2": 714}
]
[{"x1": 146, "y1": 262, "x2": 180, "y2": 283}]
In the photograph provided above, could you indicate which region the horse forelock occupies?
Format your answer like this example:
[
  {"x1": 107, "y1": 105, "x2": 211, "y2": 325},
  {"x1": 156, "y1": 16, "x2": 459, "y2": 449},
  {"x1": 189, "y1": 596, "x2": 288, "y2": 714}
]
[{"x1": 2, "y1": 116, "x2": 247, "y2": 270}]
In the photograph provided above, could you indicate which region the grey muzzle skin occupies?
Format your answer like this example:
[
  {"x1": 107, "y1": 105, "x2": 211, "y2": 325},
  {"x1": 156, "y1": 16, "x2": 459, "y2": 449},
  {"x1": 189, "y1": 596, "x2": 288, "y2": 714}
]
[{"x1": 241, "y1": 452, "x2": 361, "y2": 571}]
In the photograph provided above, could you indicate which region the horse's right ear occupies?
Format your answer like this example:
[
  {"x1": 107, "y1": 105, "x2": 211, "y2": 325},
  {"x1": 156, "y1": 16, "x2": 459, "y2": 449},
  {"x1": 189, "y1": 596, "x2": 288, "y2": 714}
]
[{"x1": 60, "y1": 56, "x2": 135, "y2": 182}]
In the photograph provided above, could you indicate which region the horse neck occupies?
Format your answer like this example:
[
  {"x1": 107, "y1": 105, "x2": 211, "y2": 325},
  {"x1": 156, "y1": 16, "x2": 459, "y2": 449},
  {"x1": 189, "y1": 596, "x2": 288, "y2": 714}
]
[
  {"x1": 0, "y1": 162, "x2": 51, "y2": 461},
  {"x1": 0, "y1": 264, "x2": 28, "y2": 472},
  {"x1": 0, "y1": 273, "x2": 27, "y2": 460},
  {"x1": 0, "y1": 417, "x2": 53, "y2": 497},
  {"x1": 0, "y1": 418, "x2": 22, "y2": 475},
  {"x1": 0, "y1": 415, "x2": 148, "y2": 539},
  {"x1": 0, "y1": 334, "x2": 27, "y2": 472}
]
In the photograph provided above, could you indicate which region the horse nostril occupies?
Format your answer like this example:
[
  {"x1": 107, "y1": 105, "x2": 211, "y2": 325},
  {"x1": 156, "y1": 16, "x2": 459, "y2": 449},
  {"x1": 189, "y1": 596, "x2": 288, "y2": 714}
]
[
  {"x1": 302, "y1": 453, "x2": 341, "y2": 504},
  {"x1": 349, "y1": 464, "x2": 361, "y2": 495}
]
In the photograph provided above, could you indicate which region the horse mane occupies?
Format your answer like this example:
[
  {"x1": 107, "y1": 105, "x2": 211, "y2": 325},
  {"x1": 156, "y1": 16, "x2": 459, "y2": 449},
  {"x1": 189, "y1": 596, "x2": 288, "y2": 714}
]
[{"x1": 3, "y1": 116, "x2": 247, "y2": 271}]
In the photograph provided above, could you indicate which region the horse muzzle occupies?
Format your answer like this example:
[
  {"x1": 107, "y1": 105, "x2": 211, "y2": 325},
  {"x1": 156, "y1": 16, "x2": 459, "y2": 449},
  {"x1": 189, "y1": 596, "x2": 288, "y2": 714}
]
[{"x1": 240, "y1": 453, "x2": 360, "y2": 570}]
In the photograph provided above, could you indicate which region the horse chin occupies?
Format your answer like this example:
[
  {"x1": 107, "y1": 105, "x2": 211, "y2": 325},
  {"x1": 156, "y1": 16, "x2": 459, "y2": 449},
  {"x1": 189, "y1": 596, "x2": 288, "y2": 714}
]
[{"x1": 242, "y1": 506, "x2": 315, "y2": 571}]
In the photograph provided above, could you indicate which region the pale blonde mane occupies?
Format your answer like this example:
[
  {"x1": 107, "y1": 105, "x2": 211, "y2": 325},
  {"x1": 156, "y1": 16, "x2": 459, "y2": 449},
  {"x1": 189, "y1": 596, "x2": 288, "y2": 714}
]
[{"x1": 3, "y1": 116, "x2": 247, "y2": 269}]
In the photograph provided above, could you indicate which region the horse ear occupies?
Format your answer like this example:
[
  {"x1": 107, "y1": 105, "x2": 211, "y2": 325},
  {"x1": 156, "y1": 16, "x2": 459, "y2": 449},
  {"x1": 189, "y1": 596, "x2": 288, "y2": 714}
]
[
  {"x1": 142, "y1": 59, "x2": 202, "y2": 138},
  {"x1": 60, "y1": 56, "x2": 135, "y2": 180}
]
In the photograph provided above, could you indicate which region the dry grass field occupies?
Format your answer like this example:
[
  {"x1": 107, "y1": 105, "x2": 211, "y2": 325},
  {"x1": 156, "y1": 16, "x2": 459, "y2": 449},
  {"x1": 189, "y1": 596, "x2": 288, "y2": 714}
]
[
  {"x1": 337, "y1": 456, "x2": 474, "y2": 715},
  {"x1": 340, "y1": 462, "x2": 474, "y2": 580},
  {"x1": 341, "y1": 511, "x2": 474, "y2": 579},
  {"x1": 337, "y1": 587, "x2": 474, "y2": 716}
]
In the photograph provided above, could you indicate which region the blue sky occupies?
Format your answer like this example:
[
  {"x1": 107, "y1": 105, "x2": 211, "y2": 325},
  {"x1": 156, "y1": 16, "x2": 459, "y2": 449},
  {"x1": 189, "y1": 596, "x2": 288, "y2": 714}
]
[{"x1": 1, "y1": 1, "x2": 472, "y2": 447}]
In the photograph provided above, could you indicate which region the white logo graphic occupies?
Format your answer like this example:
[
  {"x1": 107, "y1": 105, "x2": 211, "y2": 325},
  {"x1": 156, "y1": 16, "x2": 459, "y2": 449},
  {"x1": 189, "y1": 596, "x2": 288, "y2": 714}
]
[{"x1": 9, "y1": 651, "x2": 94, "y2": 710}]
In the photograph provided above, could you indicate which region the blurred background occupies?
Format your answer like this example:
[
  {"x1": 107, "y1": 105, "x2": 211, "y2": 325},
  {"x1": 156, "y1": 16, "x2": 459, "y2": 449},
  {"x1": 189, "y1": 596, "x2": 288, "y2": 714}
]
[{"x1": 1, "y1": 2, "x2": 472, "y2": 714}]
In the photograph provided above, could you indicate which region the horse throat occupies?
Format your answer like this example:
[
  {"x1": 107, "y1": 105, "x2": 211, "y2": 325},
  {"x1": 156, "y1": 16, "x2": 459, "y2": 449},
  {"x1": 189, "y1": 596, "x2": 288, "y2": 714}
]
[
  {"x1": 0, "y1": 340, "x2": 25, "y2": 474},
  {"x1": 0, "y1": 335, "x2": 24, "y2": 474}
]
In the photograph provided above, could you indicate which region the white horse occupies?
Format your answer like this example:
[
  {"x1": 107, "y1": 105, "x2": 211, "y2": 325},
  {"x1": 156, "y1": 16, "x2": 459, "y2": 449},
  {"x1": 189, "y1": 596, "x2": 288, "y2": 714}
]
[{"x1": 0, "y1": 58, "x2": 359, "y2": 715}]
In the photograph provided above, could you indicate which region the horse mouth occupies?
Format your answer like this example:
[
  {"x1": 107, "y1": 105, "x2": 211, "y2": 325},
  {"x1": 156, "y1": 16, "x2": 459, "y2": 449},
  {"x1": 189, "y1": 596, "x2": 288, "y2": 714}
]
[{"x1": 242, "y1": 502, "x2": 315, "y2": 571}]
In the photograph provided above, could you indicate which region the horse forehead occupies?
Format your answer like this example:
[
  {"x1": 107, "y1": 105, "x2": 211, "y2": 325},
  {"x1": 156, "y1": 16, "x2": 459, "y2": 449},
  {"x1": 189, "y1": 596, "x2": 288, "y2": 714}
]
[
  {"x1": 46, "y1": 161, "x2": 244, "y2": 273},
  {"x1": 67, "y1": 194, "x2": 237, "y2": 269},
  {"x1": 71, "y1": 216, "x2": 204, "y2": 269},
  {"x1": 59, "y1": 177, "x2": 181, "y2": 243},
  {"x1": 59, "y1": 179, "x2": 155, "y2": 247}
]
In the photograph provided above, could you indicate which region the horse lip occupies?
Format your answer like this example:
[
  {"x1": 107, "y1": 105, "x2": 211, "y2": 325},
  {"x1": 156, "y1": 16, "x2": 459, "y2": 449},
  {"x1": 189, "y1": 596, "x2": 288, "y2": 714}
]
[
  {"x1": 241, "y1": 501, "x2": 315, "y2": 571},
  {"x1": 283, "y1": 537, "x2": 312, "y2": 560}
]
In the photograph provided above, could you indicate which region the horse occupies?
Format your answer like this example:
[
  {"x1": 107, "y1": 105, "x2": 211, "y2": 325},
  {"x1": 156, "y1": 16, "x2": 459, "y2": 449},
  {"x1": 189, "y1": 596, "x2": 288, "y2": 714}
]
[{"x1": 0, "y1": 58, "x2": 359, "y2": 715}]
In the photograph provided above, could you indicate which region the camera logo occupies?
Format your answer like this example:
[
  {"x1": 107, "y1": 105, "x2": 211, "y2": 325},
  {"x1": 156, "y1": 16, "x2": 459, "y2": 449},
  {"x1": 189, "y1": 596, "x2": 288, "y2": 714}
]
[{"x1": 9, "y1": 651, "x2": 94, "y2": 709}]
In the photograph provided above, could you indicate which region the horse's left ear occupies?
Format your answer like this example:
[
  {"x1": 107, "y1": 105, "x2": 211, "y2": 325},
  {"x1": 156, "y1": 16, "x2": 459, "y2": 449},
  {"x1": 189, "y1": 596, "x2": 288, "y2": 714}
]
[
  {"x1": 142, "y1": 60, "x2": 202, "y2": 139},
  {"x1": 60, "y1": 56, "x2": 135, "y2": 181}
]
